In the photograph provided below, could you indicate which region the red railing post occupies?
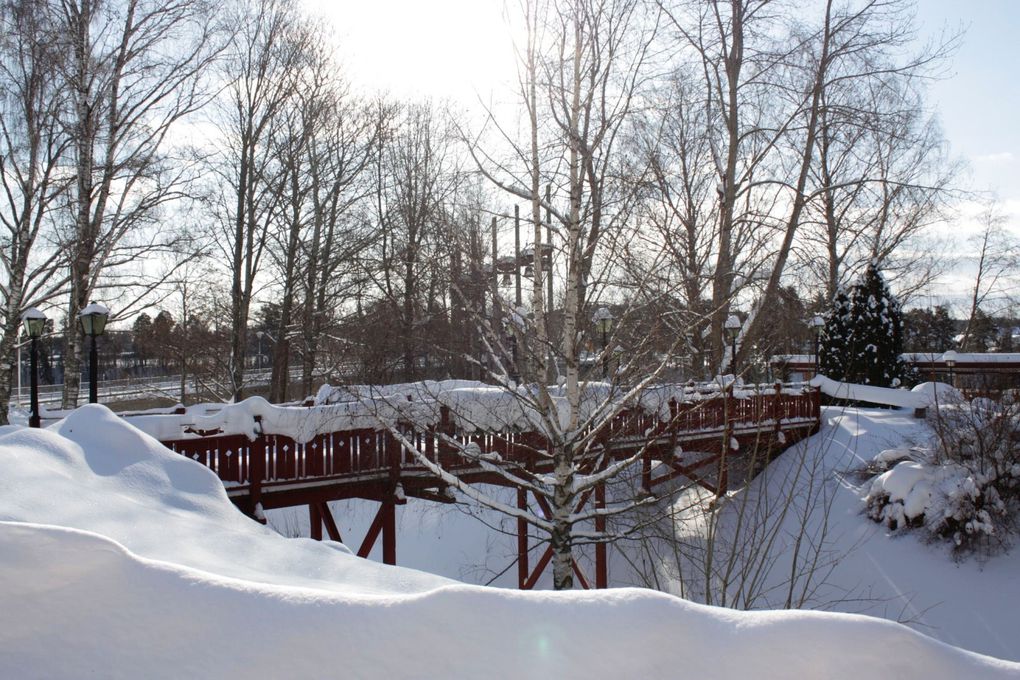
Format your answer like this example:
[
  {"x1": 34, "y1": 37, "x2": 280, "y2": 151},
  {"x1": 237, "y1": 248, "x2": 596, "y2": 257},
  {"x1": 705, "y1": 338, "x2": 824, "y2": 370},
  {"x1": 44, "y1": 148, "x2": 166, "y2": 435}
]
[
  {"x1": 773, "y1": 381, "x2": 783, "y2": 435},
  {"x1": 249, "y1": 416, "x2": 266, "y2": 522}
]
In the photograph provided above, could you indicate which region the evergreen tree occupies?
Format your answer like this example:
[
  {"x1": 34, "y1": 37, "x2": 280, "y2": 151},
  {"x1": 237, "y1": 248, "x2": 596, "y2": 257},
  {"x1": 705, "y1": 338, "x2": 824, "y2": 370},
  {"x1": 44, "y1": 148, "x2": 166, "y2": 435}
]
[
  {"x1": 820, "y1": 265, "x2": 905, "y2": 386},
  {"x1": 963, "y1": 308, "x2": 998, "y2": 351},
  {"x1": 903, "y1": 305, "x2": 957, "y2": 353},
  {"x1": 847, "y1": 265, "x2": 905, "y2": 386},
  {"x1": 819, "y1": 286, "x2": 853, "y2": 379}
]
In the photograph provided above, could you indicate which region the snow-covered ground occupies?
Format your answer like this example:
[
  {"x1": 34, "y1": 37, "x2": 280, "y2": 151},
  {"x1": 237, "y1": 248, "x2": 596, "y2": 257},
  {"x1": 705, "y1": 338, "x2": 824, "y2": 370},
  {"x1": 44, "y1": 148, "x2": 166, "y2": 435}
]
[
  {"x1": 1, "y1": 404, "x2": 1018, "y2": 677},
  {"x1": 269, "y1": 405, "x2": 1020, "y2": 663}
]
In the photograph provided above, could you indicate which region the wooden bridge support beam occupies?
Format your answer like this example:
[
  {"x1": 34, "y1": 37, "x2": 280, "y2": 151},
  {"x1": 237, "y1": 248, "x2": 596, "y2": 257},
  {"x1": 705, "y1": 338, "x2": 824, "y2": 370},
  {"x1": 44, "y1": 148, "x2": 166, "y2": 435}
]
[
  {"x1": 309, "y1": 503, "x2": 322, "y2": 541},
  {"x1": 356, "y1": 499, "x2": 398, "y2": 566},
  {"x1": 308, "y1": 502, "x2": 343, "y2": 543}
]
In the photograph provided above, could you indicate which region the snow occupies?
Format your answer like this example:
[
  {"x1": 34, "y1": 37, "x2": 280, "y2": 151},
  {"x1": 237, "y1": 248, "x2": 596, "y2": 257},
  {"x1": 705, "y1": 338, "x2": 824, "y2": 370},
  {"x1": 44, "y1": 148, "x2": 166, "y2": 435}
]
[
  {"x1": 0, "y1": 405, "x2": 447, "y2": 595},
  {"x1": 701, "y1": 407, "x2": 1020, "y2": 662},
  {"x1": 1, "y1": 404, "x2": 1018, "y2": 676},
  {"x1": 910, "y1": 381, "x2": 964, "y2": 404},
  {"x1": 123, "y1": 380, "x2": 816, "y2": 443},
  {"x1": 871, "y1": 461, "x2": 933, "y2": 521},
  {"x1": 811, "y1": 374, "x2": 928, "y2": 409},
  {"x1": 78, "y1": 301, "x2": 110, "y2": 317}
]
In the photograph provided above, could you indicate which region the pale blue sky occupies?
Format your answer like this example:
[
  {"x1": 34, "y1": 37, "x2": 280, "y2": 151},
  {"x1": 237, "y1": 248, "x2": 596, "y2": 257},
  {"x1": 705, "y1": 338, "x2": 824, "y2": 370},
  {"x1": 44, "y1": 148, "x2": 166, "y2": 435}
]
[{"x1": 919, "y1": 0, "x2": 1020, "y2": 205}]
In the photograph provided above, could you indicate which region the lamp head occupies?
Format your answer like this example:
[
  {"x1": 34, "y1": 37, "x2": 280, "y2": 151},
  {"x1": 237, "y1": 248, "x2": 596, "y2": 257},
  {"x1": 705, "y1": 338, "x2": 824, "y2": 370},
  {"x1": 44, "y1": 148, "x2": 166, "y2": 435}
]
[
  {"x1": 78, "y1": 302, "x2": 110, "y2": 337},
  {"x1": 21, "y1": 307, "x2": 47, "y2": 339},
  {"x1": 593, "y1": 307, "x2": 614, "y2": 334},
  {"x1": 724, "y1": 314, "x2": 741, "y2": 339}
]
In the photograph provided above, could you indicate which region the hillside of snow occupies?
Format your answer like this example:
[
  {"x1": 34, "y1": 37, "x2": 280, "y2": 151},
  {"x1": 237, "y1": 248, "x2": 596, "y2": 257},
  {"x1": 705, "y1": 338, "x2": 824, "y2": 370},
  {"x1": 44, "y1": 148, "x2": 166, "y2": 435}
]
[
  {"x1": 267, "y1": 407, "x2": 1020, "y2": 663},
  {"x1": 0, "y1": 405, "x2": 1018, "y2": 677}
]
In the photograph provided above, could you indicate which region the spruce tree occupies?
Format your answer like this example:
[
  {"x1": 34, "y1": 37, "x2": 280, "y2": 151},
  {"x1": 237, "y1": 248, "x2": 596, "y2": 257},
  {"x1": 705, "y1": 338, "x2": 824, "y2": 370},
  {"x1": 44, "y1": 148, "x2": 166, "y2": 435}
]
[
  {"x1": 819, "y1": 264, "x2": 905, "y2": 386},
  {"x1": 819, "y1": 286, "x2": 853, "y2": 379},
  {"x1": 848, "y1": 264, "x2": 904, "y2": 385}
]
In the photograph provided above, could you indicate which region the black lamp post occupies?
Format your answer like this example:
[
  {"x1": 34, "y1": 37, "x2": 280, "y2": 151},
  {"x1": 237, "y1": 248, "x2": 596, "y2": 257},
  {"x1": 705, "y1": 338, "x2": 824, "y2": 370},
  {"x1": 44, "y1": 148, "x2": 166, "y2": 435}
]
[
  {"x1": 594, "y1": 307, "x2": 614, "y2": 379},
  {"x1": 21, "y1": 308, "x2": 46, "y2": 427},
  {"x1": 78, "y1": 302, "x2": 109, "y2": 404},
  {"x1": 725, "y1": 314, "x2": 741, "y2": 375},
  {"x1": 809, "y1": 315, "x2": 825, "y2": 376}
]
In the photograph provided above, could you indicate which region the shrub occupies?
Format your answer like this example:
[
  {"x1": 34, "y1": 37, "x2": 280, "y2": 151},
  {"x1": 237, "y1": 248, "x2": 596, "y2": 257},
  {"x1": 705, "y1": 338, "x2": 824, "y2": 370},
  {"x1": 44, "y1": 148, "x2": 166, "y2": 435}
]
[{"x1": 864, "y1": 393, "x2": 1020, "y2": 555}]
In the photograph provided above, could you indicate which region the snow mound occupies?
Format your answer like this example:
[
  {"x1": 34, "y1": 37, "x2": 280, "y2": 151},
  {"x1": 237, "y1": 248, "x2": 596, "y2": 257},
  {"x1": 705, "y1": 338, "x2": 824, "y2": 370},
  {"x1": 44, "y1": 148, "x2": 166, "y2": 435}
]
[
  {"x1": 911, "y1": 381, "x2": 964, "y2": 405},
  {"x1": 0, "y1": 405, "x2": 448, "y2": 595},
  {"x1": 1, "y1": 405, "x2": 1017, "y2": 677},
  {"x1": 2, "y1": 521, "x2": 1016, "y2": 679}
]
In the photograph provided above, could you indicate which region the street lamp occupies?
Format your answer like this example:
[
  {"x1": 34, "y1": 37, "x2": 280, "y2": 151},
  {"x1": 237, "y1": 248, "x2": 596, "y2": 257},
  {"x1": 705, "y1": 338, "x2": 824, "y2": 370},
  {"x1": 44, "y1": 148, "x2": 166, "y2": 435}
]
[
  {"x1": 594, "y1": 307, "x2": 614, "y2": 379},
  {"x1": 724, "y1": 314, "x2": 741, "y2": 375},
  {"x1": 21, "y1": 308, "x2": 46, "y2": 427},
  {"x1": 809, "y1": 315, "x2": 825, "y2": 376},
  {"x1": 78, "y1": 302, "x2": 109, "y2": 404},
  {"x1": 943, "y1": 349, "x2": 957, "y2": 387}
]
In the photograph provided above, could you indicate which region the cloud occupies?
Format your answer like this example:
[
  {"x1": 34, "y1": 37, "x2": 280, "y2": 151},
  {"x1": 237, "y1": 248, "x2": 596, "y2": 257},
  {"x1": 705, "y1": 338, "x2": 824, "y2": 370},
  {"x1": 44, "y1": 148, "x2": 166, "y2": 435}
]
[{"x1": 974, "y1": 151, "x2": 1016, "y2": 164}]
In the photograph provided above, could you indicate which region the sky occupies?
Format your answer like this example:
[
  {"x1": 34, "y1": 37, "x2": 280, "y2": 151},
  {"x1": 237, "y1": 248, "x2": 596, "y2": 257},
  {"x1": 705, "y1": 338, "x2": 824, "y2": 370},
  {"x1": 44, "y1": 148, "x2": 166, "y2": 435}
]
[{"x1": 304, "y1": 0, "x2": 1019, "y2": 309}]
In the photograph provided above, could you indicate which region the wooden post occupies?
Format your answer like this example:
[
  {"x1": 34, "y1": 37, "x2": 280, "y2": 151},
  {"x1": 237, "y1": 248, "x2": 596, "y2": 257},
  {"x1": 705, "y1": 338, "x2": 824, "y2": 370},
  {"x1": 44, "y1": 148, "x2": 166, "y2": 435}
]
[
  {"x1": 773, "y1": 381, "x2": 783, "y2": 435},
  {"x1": 309, "y1": 503, "x2": 322, "y2": 541},
  {"x1": 382, "y1": 500, "x2": 396, "y2": 565},
  {"x1": 595, "y1": 481, "x2": 607, "y2": 589},
  {"x1": 249, "y1": 417, "x2": 266, "y2": 522},
  {"x1": 517, "y1": 488, "x2": 529, "y2": 589}
]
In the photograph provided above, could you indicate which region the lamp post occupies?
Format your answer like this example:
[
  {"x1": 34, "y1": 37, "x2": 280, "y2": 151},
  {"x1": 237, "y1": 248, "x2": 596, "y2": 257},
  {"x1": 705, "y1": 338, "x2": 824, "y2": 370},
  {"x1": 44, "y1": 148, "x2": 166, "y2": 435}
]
[
  {"x1": 943, "y1": 349, "x2": 957, "y2": 387},
  {"x1": 78, "y1": 302, "x2": 109, "y2": 404},
  {"x1": 809, "y1": 315, "x2": 825, "y2": 376},
  {"x1": 724, "y1": 314, "x2": 741, "y2": 375},
  {"x1": 21, "y1": 308, "x2": 46, "y2": 427},
  {"x1": 256, "y1": 331, "x2": 265, "y2": 372},
  {"x1": 593, "y1": 307, "x2": 614, "y2": 379}
]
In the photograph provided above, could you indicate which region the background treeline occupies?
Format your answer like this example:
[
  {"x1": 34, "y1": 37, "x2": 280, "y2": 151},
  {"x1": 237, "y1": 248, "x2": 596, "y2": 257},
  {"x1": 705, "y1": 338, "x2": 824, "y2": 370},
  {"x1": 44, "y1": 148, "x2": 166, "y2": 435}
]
[{"x1": 2, "y1": 0, "x2": 1018, "y2": 418}]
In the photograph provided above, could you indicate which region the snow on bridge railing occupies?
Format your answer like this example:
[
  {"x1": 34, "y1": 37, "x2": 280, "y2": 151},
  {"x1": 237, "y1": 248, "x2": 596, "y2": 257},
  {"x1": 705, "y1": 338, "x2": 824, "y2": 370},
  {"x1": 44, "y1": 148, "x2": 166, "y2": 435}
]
[
  {"x1": 115, "y1": 379, "x2": 819, "y2": 444},
  {"x1": 86, "y1": 380, "x2": 818, "y2": 496}
]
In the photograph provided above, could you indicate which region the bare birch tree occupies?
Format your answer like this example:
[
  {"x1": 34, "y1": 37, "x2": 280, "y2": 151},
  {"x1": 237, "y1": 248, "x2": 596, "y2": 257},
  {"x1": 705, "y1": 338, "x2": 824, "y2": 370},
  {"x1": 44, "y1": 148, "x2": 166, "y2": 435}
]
[
  {"x1": 56, "y1": 0, "x2": 223, "y2": 407},
  {"x1": 209, "y1": 0, "x2": 306, "y2": 401},
  {"x1": 959, "y1": 202, "x2": 1020, "y2": 351},
  {"x1": 0, "y1": 0, "x2": 73, "y2": 423},
  {"x1": 439, "y1": 0, "x2": 672, "y2": 590}
]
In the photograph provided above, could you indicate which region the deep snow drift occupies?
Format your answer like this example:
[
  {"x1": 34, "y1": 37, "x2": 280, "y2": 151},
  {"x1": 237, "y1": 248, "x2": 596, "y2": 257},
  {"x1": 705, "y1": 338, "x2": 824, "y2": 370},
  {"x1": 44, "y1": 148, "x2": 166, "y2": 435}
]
[{"x1": 0, "y1": 405, "x2": 1017, "y2": 678}]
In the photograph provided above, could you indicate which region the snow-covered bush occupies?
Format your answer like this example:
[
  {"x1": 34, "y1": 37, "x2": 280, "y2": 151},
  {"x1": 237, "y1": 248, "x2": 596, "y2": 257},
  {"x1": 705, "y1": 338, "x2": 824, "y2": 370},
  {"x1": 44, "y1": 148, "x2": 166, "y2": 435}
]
[{"x1": 865, "y1": 394, "x2": 1020, "y2": 555}]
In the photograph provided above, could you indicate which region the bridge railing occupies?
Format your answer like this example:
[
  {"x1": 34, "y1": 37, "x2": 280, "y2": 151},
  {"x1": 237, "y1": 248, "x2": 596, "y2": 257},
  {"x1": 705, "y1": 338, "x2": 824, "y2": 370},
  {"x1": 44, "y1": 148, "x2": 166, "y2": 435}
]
[{"x1": 158, "y1": 385, "x2": 820, "y2": 494}]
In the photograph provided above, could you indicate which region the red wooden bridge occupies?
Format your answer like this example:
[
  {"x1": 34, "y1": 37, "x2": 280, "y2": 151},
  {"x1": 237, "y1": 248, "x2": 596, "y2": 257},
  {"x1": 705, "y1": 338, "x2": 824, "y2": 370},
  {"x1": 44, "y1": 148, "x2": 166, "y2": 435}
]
[{"x1": 151, "y1": 384, "x2": 821, "y2": 589}]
